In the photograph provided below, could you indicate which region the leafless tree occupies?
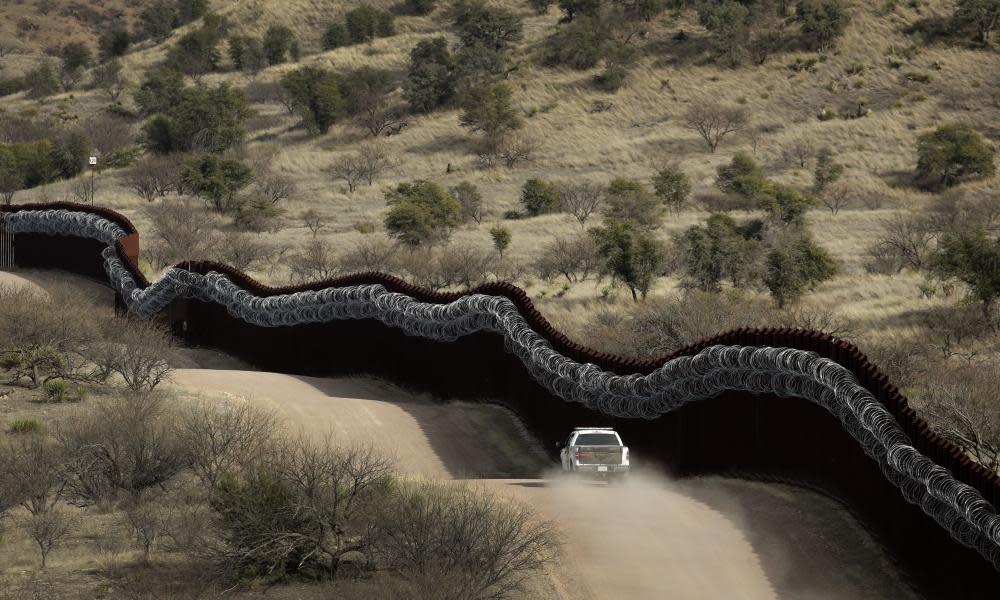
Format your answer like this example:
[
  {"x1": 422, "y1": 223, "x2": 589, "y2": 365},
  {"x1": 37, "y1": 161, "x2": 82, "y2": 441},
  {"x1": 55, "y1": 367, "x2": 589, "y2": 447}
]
[
  {"x1": 434, "y1": 243, "x2": 496, "y2": 289},
  {"x1": 558, "y1": 182, "x2": 604, "y2": 227},
  {"x1": 128, "y1": 156, "x2": 181, "y2": 202},
  {"x1": 373, "y1": 481, "x2": 558, "y2": 600},
  {"x1": 394, "y1": 244, "x2": 496, "y2": 291},
  {"x1": 122, "y1": 497, "x2": 174, "y2": 562},
  {"x1": 208, "y1": 438, "x2": 394, "y2": 578},
  {"x1": 819, "y1": 181, "x2": 852, "y2": 215},
  {"x1": 919, "y1": 303, "x2": 986, "y2": 360},
  {"x1": 302, "y1": 209, "x2": 325, "y2": 238},
  {"x1": 783, "y1": 138, "x2": 814, "y2": 168},
  {"x1": 216, "y1": 230, "x2": 275, "y2": 272},
  {"x1": 91, "y1": 59, "x2": 127, "y2": 102},
  {"x1": 71, "y1": 178, "x2": 95, "y2": 204},
  {"x1": 173, "y1": 398, "x2": 279, "y2": 491},
  {"x1": 356, "y1": 143, "x2": 396, "y2": 186},
  {"x1": 253, "y1": 172, "x2": 297, "y2": 205},
  {"x1": 922, "y1": 366, "x2": 1000, "y2": 474},
  {"x1": 0, "y1": 36, "x2": 25, "y2": 58},
  {"x1": 450, "y1": 182, "x2": 485, "y2": 225},
  {"x1": 494, "y1": 132, "x2": 538, "y2": 169},
  {"x1": 328, "y1": 155, "x2": 365, "y2": 193},
  {"x1": 865, "y1": 213, "x2": 935, "y2": 274},
  {"x1": 0, "y1": 435, "x2": 66, "y2": 517},
  {"x1": 289, "y1": 239, "x2": 340, "y2": 282},
  {"x1": 357, "y1": 99, "x2": 405, "y2": 138},
  {"x1": 534, "y1": 234, "x2": 603, "y2": 282},
  {"x1": 144, "y1": 199, "x2": 221, "y2": 268},
  {"x1": 84, "y1": 114, "x2": 132, "y2": 156},
  {"x1": 339, "y1": 236, "x2": 399, "y2": 274},
  {"x1": 58, "y1": 395, "x2": 187, "y2": 505},
  {"x1": 26, "y1": 508, "x2": 76, "y2": 568},
  {"x1": 747, "y1": 125, "x2": 767, "y2": 155},
  {"x1": 927, "y1": 190, "x2": 1000, "y2": 235},
  {"x1": 89, "y1": 317, "x2": 175, "y2": 392},
  {"x1": 683, "y1": 103, "x2": 749, "y2": 152},
  {"x1": 0, "y1": 284, "x2": 100, "y2": 388}
]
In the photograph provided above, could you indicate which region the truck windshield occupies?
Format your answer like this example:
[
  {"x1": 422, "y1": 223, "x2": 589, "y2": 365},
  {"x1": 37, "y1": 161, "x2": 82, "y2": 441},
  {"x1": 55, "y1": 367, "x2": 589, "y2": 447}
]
[{"x1": 574, "y1": 433, "x2": 619, "y2": 446}]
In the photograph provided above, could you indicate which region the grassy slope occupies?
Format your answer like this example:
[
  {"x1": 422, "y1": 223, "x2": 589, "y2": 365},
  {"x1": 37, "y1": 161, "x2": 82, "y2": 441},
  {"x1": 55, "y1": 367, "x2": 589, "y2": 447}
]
[{"x1": 2, "y1": 0, "x2": 998, "y2": 354}]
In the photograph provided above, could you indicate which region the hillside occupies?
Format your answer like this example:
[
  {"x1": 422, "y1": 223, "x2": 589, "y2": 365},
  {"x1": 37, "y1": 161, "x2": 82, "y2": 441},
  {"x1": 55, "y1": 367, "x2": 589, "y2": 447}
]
[{"x1": 1, "y1": 1, "x2": 998, "y2": 411}]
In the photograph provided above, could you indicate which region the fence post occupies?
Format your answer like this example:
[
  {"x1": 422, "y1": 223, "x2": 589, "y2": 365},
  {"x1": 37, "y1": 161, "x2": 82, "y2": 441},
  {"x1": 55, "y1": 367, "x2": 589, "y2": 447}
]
[{"x1": 0, "y1": 212, "x2": 13, "y2": 269}]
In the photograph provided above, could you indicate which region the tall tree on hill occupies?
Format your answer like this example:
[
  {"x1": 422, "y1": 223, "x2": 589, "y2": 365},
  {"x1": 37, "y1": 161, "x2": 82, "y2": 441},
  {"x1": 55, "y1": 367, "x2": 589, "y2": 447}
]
[
  {"x1": 955, "y1": 0, "x2": 1000, "y2": 45},
  {"x1": 590, "y1": 218, "x2": 664, "y2": 302},
  {"x1": 281, "y1": 67, "x2": 344, "y2": 134},
  {"x1": 403, "y1": 38, "x2": 457, "y2": 113}
]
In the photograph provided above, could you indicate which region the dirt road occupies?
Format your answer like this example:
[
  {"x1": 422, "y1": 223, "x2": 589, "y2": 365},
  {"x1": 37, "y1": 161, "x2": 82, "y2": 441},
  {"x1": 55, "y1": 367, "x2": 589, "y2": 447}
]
[
  {"x1": 0, "y1": 269, "x2": 919, "y2": 598},
  {"x1": 169, "y1": 369, "x2": 920, "y2": 600}
]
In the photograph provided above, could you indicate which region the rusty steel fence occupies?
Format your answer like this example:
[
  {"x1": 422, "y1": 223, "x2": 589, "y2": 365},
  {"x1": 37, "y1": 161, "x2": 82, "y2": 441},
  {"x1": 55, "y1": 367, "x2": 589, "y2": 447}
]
[{"x1": 2, "y1": 202, "x2": 999, "y2": 595}]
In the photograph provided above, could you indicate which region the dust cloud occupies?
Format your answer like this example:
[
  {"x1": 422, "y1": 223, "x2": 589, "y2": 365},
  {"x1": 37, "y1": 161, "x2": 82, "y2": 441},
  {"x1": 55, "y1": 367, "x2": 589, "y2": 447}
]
[{"x1": 497, "y1": 468, "x2": 920, "y2": 600}]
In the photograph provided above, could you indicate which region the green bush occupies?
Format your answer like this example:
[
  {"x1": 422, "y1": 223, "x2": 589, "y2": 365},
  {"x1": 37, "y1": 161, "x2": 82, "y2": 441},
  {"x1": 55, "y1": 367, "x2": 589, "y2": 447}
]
[
  {"x1": 679, "y1": 214, "x2": 763, "y2": 291},
  {"x1": 490, "y1": 224, "x2": 512, "y2": 256},
  {"x1": 229, "y1": 35, "x2": 266, "y2": 73},
  {"x1": 796, "y1": 0, "x2": 850, "y2": 51},
  {"x1": 405, "y1": 0, "x2": 437, "y2": 15},
  {"x1": 263, "y1": 25, "x2": 296, "y2": 65},
  {"x1": 403, "y1": 38, "x2": 457, "y2": 113},
  {"x1": 99, "y1": 26, "x2": 131, "y2": 61},
  {"x1": 165, "y1": 13, "x2": 227, "y2": 76},
  {"x1": 43, "y1": 379, "x2": 69, "y2": 402},
  {"x1": 530, "y1": 0, "x2": 553, "y2": 14},
  {"x1": 58, "y1": 42, "x2": 93, "y2": 90},
  {"x1": 0, "y1": 352, "x2": 23, "y2": 369},
  {"x1": 543, "y1": 16, "x2": 607, "y2": 69},
  {"x1": 558, "y1": 0, "x2": 602, "y2": 20},
  {"x1": 604, "y1": 178, "x2": 662, "y2": 227},
  {"x1": 9, "y1": 419, "x2": 41, "y2": 434},
  {"x1": 459, "y1": 82, "x2": 522, "y2": 141},
  {"x1": 182, "y1": 154, "x2": 253, "y2": 213},
  {"x1": 915, "y1": 123, "x2": 995, "y2": 190},
  {"x1": 280, "y1": 66, "x2": 344, "y2": 134},
  {"x1": 698, "y1": 0, "x2": 752, "y2": 67},
  {"x1": 139, "y1": 0, "x2": 177, "y2": 42},
  {"x1": 25, "y1": 62, "x2": 60, "y2": 99},
  {"x1": 345, "y1": 6, "x2": 395, "y2": 44},
  {"x1": 323, "y1": 22, "x2": 349, "y2": 49},
  {"x1": 589, "y1": 218, "x2": 664, "y2": 302},
  {"x1": 754, "y1": 182, "x2": 818, "y2": 225},
  {"x1": 384, "y1": 181, "x2": 461, "y2": 246},
  {"x1": 0, "y1": 76, "x2": 27, "y2": 97},
  {"x1": 141, "y1": 83, "x2": 251, "y2": 153},
  {"x1": 652, "y1": 165, "x2": 691, "y2": 211},
  {"x1": 0, "y1": 141, "x2": 58, "y2": 190},
  {"x1": 452, "y1": 2, "x2": 523, "y2": 52},
  {"x1": 764, "y1": 231, "x2": 837, "y2": 307},
  {"x1": 135, "y1": 68, "x2": 186, "y2": 116},
  {"x1": 520, "y1": 178, "x2": 561, "y2": 216},
  {"x1": 176, "y1": 0, "x2": 209, "y2": 25},
  {"x1": 933, "y1": 230, "x2": 1000, "y2": 314},
  {"x1": 716, "y1": 152, "x2": 767, "y2": 197}
]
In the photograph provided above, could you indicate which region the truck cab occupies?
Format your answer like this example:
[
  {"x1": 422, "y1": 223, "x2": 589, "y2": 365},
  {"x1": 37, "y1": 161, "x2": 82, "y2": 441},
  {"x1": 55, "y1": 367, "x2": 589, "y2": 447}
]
[{"x1": 558, "y1": 427, "x2": 629, "y2": 481}]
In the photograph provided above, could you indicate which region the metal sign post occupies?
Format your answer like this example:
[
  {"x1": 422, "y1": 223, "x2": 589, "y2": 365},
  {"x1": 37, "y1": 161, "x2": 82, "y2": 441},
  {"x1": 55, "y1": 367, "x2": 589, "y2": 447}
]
[{"x1": 88, "y1": 155, "x2": 97, "y2": 205}]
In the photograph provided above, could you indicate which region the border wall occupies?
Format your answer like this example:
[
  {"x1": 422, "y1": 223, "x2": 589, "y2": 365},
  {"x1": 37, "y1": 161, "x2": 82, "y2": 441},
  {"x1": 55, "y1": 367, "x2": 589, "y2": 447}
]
[{"x1": 2, "y1": 202, "x2": 999, "y2": 597}]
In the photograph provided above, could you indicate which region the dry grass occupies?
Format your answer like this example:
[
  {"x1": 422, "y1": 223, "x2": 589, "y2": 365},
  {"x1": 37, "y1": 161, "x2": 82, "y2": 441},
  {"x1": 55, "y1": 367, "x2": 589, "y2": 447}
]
[{"x1": 3, "y1": 1, "x2": 998, "y2": 353}]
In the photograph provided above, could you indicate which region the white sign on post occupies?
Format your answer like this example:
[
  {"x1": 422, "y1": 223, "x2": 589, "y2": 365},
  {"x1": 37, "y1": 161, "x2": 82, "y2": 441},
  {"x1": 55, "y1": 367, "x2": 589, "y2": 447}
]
[{"x1": 89, "y1": 156, "x2": 97, "y2": 166}]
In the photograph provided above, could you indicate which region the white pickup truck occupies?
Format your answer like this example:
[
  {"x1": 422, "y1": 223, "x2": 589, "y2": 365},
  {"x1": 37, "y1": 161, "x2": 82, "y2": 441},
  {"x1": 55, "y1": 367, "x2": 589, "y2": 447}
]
[{"x1": 558, "y1": 427, "x2": 629, "y2": 481}]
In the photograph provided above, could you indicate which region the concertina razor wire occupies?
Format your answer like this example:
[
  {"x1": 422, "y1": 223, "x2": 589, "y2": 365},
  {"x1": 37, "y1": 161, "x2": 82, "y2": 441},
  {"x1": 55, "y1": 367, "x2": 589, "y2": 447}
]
[{"x1": 5, "y1": 208, "x2": 1000, "y2": 568}]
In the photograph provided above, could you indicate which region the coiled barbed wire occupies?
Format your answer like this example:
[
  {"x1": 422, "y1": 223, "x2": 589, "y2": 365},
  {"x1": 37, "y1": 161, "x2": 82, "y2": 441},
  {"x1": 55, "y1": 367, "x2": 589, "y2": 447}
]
[{"x1": 5, "y1": 208, "x2": 1000, "y2": 568}]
